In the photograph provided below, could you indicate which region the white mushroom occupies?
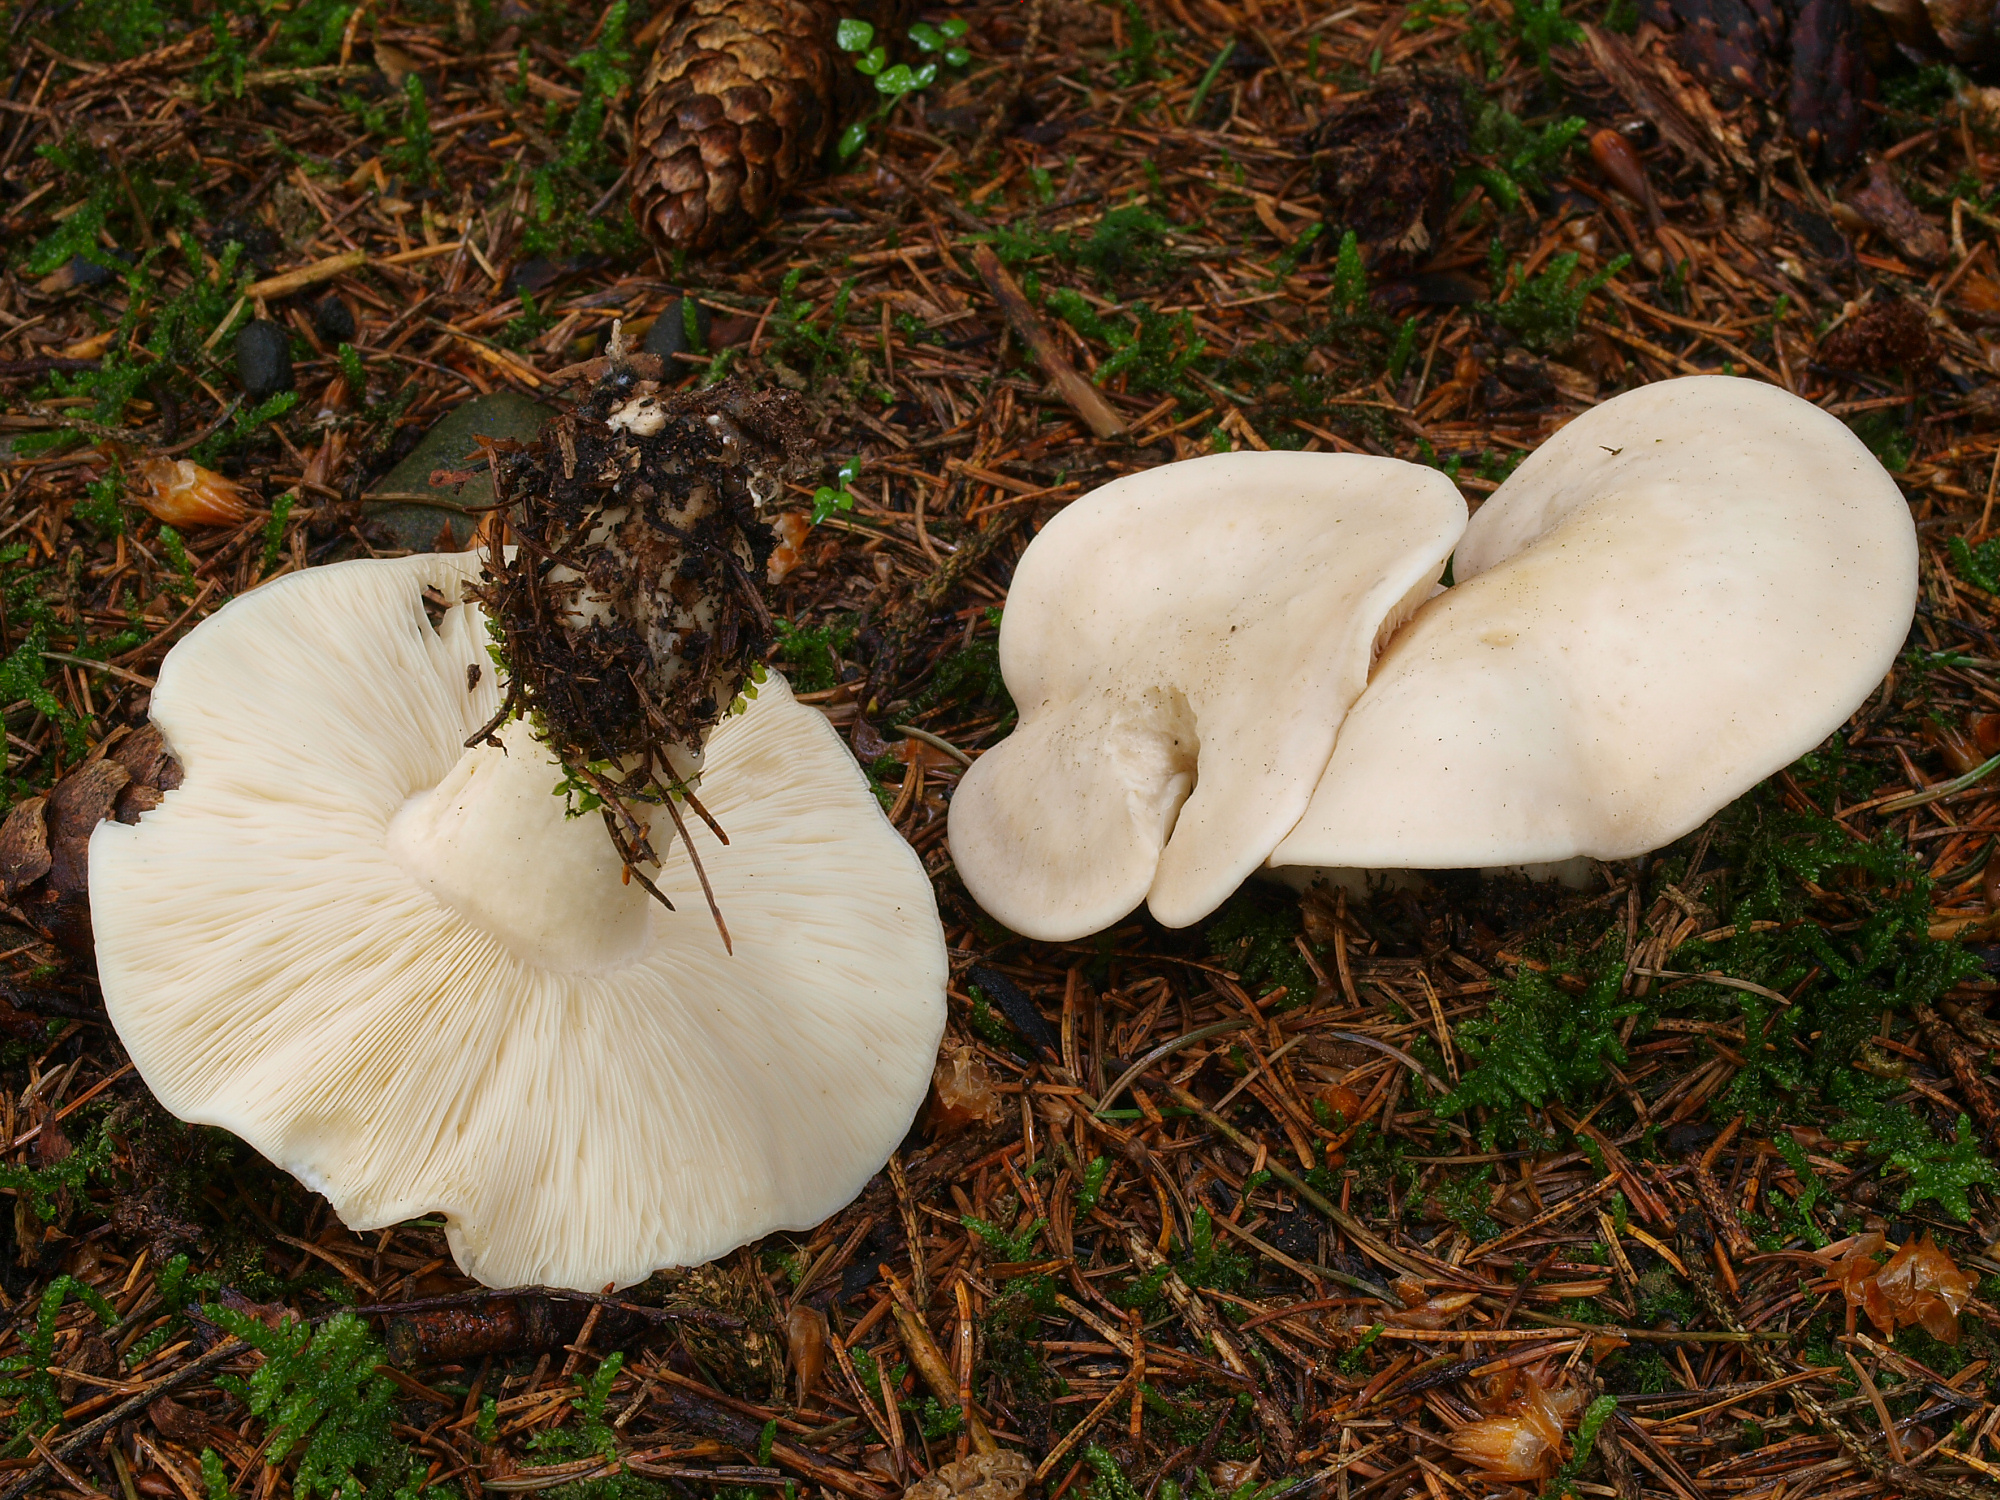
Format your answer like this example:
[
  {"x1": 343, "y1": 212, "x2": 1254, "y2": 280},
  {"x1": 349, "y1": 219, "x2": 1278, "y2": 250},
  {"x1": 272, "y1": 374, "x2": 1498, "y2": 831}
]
[
  {"x1": 89, "y1": 551, "x2": 946, "y2": 1292},
  {"x1": 1271, "y1": 376, "x2": 1917, "y2": 876},
  {"x1": 947, "y1": 451, "x2": 1466, "y2": 940}
]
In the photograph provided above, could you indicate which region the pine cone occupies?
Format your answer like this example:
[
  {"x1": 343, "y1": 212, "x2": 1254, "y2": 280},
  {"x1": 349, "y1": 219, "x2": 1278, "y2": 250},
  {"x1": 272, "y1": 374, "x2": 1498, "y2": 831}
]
[
  {"x1": 0, "y1": 726, "x2": 182, "y2": 956},
  {"x1": 1304, "y1": 69, "x2": 1468, "y2": 275},
  {"x1": 632, "y1": 0, "x2": 914, "y2": 255}
]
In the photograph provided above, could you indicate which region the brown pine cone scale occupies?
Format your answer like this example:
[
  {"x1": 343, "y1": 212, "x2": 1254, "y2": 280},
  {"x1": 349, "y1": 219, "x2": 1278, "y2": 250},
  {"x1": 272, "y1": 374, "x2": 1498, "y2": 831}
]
[
  {"x1": 0, "y1": 725, "x2": 183, "y2": 956},
  {"x1": 633, "y1": 0, "x2": 913, "y2": 255}
]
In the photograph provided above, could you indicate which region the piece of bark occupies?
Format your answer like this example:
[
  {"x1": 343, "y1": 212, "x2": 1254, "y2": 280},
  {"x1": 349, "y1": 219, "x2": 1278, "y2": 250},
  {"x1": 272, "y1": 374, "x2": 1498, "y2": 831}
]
[
  {"x1": 1922, "y1": 0, "x2": 1998, "y2": 62},
  {"x1": 1642, "y1": 0, "x2": 1784, "y2": 104},
  {"x1": 0, "y1": 726, "x2": 182, "y2": 955},
  {"x1": 1915, "y1": 1002, "x2": 2000, "y2": 1148},
  {"x1": 1846, "y1": 159, "x2": 1951, "y2": 268},
  {"x1": 1575, "y1": 25, "x2": 1755, "y2": 180}
]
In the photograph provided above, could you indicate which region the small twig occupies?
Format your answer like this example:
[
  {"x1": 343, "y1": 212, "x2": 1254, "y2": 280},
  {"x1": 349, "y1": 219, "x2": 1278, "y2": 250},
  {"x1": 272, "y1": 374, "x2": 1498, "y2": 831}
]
[
  {"x1": 967, "y1": 244, "x2": 1126, "y2": 440},
  {"x1": 656, "y1": 786, "x2": 729, "y2": 954},
  {"x1": 0, "y1": 1339, "x2": 245, "y2": 1500}
]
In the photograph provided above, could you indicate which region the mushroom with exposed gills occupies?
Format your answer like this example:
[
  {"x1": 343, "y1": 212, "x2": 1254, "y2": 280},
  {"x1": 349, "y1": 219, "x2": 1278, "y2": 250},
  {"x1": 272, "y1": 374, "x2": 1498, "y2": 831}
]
[
  {"x1": 1270, "y1": 376, "x2": 1917, "y2": 880},
  {"x1": 90, "y1": 551, "x2": 947, "y2": 1292},
  {"x1": 946, "y1": 451, "x2": 1467, "y2": 941}
]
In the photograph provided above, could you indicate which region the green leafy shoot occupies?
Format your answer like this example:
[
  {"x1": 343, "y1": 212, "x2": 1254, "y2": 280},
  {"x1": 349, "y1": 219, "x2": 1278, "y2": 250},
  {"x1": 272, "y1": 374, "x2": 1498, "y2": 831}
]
[
  {"x1": 835, "y1": 16, "x2": 971, "y2": 161},
  {"x1": 1771, "y1": 1132, "x2": 1831, "y2": 1248},
  {"x1": 769, "y1": 267, "x2": 858, "y2": 380},
  {"x1": 1081, "y1": 1446, "x2": 1142, "y2": 1500},
  {"x1": 1949, "y1": 535, "x2": 2000, "y2": 594},
  {"x1": 387, "y1": 74, "x2": 437, "y2": 186},
  {"x1": 1542, "y1": 1395, "x2": 1618, "y2": 1500},
  {"x1": 1466, "y1": 104, "x2": 1588, "y2": 213},
  {"x1": 1, "y1": 1275, "x2": 118, "y2": 1438},
  {"x1": 518, "y1": 0, "x2": 644, "y2": 258},
  {"x1": 813, "y1": 458, "x2": 862, "y2": 525},
  {"x1": 962, "y1": 1213, "x2": 1046, "y2": 1263},
  {"x1": 1074, "y1": 1155, "x2": 1111, "y2": 1216},
  {"x1": 1044, "y1": 289, "x2": 1209, "y2": 405},
  {"x1": 1186, "y1": 39, "x2": 1237, "y2": 125},
  {"x1": 77, "y1": 464, "x2": 125, "y2": 534},
  {"x1": 1178, "y1": 1207, "x2": 1251, "y2": 1293},
  {"x1": 527, "y1": 1352, "x2": 626, "y2": 1464},
  {"x1": 260, "y1": 494, "x2": 296, "y2": 575},
  {"x1": 1109, "y1": 0, "x2": 1162, "y2": 86},
  {"x1": 1205, "y1": 889, "x2": 1313, "y2": 1000},
  {"x1": 1514, "y1": 0, "x2": 1583, "y2": 72},
  {"x1": 1833, "y1": 1077, "x2": 1999, "y2": 1220},
  {"x1": 1338, "y1": 1322, "x2": 1385, "y2": 1373},
  {"x1": 0, "y1": 1111, "x2": 117, "y2": 1220}
]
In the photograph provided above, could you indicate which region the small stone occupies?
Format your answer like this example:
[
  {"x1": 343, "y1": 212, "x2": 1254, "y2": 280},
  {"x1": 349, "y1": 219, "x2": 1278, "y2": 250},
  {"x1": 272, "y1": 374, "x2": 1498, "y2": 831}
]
[
  {"x1": 69, "y1": 256, "x2": 119, "y2": 288},
  {"x1": 503, "y1": 258, "x2": 560, "y2": 296},
  {"x1": 366, "y1": 390, "x2": 551, "y2": 551},
  {"x1": 234, "y1": 319, "x2": 295, "y2": 401},
  {"x1": 312, "y1": 295, "x2": 357, "y2": 346},
  {"x1": 641, "y1": 296, "x2": 711, "y2": 363}
]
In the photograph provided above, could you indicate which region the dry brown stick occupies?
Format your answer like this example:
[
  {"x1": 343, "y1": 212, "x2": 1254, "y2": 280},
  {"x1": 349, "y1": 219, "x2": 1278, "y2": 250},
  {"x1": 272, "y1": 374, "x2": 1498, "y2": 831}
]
[
  {"x1": 967, "y1": 244, "x2": 1126, "y2": 440},
  {"x1": 649, "y1": 1369, "x2": 892, "y2": 1499},
  {"x1": 245, "y1": 247, "x2": 368, "y2": 300},
  {"x1": 1914, "y1": 1002, "x2": 2000, "y2": 1147},
  {"x1": 1689, "y1": 1114, "x2": 1758, "y2": 1260},
  {"x1": 1163, "y1": 1082, "x2": 1428, "y2": 1280},
  {"x1": 882, "y1": 1273, "x2": 997, "y2": 1455}
]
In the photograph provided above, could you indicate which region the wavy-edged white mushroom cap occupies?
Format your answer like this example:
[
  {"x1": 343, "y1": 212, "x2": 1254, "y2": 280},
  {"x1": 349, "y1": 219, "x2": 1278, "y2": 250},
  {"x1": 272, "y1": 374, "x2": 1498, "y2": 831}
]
[
  {"x1": 948, "y1": 451, "x2": 1466, "y2": 940},
  {"x1": 89, "y1": 553, "x2": 946, "y2": 1292},
  {"x1": 1271, "y1": 376, "x2": 1917, "y2": 873}
]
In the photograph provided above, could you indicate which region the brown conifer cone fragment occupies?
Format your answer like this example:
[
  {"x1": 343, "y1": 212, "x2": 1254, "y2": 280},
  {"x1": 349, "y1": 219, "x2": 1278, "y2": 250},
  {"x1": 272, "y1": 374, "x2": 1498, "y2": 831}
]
[
  {"x1": 633, "y1": 0, "x2": 914, "y2": 255},
  {"x1": 0, "y1": 726, "x2": 182, "y2": 956}
]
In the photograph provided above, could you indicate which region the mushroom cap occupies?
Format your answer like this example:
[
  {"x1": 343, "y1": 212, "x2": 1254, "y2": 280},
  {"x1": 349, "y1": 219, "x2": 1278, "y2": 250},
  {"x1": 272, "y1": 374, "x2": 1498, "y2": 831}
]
[
  {"x1": 90, "y1": 552, "x2": 946, "y2": 1292},
  {"x1": 947, "y1": 451, "x2": 1466, "y2": 940},
  {"x1": 1270, "y1": 376, "x2": 1917, "y2": 872}
]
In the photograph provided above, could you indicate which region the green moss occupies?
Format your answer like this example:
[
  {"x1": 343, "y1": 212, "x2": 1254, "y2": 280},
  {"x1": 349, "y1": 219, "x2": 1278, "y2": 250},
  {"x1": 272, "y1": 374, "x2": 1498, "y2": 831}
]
[
  {"x1": 210, "y1": 1306, "x2": 441, "y2": 1500},
  {"x1": 771, "y1": 618, "x2": 855, "y2": 694},
  {"x1": 1483, "y1": 245, "x2": 1630, "y2": 354},
  {"x1": 1204, "y1": 888, "x2": 1315, "y2": 1000},
  {"x1": 1436, "y1": 959, "x2": 1643, "y2": 1125}
]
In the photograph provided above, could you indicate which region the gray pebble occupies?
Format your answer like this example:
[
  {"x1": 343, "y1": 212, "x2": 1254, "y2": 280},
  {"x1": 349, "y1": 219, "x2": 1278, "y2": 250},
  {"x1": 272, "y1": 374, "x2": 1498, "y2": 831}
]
[
  {"x1": 313, "y1": 296, "x2": 357, "y2": 346},
  {"x1": 642, "y1": 296, "x2": 711, "y2": 362},
  {"x1": 235, "y1": 319, "x2": 294, "y2": 401}
]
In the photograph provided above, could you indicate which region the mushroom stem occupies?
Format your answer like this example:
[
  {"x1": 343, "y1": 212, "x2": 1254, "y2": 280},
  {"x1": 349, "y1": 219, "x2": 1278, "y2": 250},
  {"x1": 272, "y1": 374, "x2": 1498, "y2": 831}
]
[{"x1": 388, "y1": 715, "x2": 668, "y2": 970}]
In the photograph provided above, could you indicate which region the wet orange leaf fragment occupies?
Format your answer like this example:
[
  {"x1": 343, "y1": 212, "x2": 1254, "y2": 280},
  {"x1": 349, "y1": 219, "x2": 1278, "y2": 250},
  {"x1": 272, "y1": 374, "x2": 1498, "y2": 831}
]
[{"x1": 133, "y1": 459, "x2": 249, "y2": 528}]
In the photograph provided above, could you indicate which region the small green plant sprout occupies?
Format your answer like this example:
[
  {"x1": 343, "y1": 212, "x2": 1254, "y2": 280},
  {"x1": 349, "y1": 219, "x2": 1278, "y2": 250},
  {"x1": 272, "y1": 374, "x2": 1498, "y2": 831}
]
[
  {"x1": 3, "y1": 1275, "x2": 117, "y2": 1438},
  {"x1": 813, "y1": 458, "x2": 862, "y2": 524},
  {"x1": 963, "y1": 1212, "x2": 1046, "y2": 1262},
  {"x1": 1483, "y1": 246, "x2": 1630, "y2": 354},
  {"x1": 1541, "y1": 1394, "x2": 1618, "y2": 1500},
  {"x1": 835, "y1": 16, "x2": 971, "y2": 162}
]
